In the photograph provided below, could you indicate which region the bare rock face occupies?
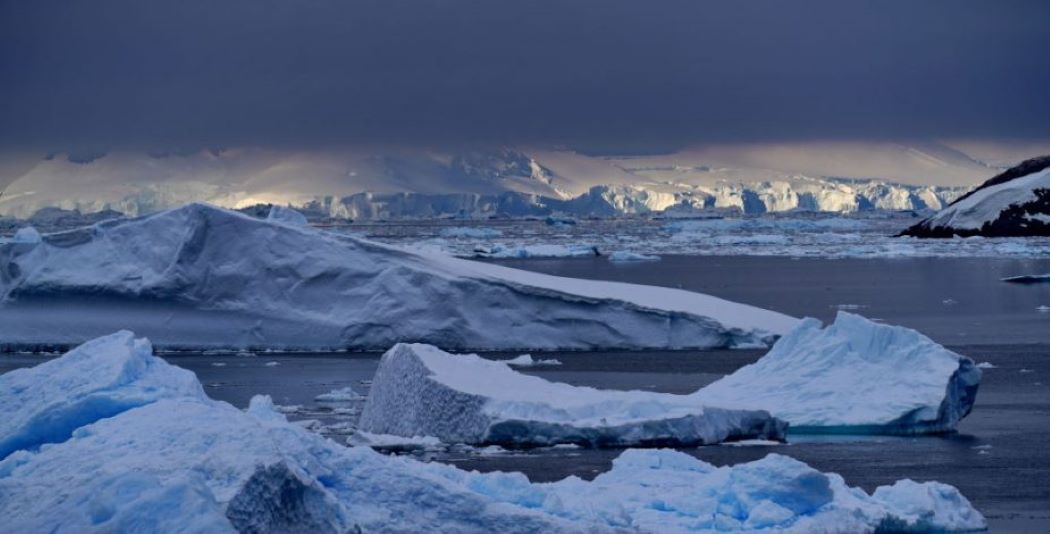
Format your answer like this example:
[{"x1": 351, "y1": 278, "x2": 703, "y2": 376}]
[{"x1": 901, "y1": 155, "x2": 1050, "y2": 237}]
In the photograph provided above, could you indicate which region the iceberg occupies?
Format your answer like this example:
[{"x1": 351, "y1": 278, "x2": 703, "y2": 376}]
[
  {"x1": 0, "y1": 332, "x2": 987, "y2": 533},
  {"x1": 0, "y1": 202, "x2": 796, "y2": 351},
  {"x1": 359, "y1": 343, "x2": 787, "y2": 447},
  {"x1": 0, "y1": 331, "x2": 204, "y2": 460},
  {"x1": 695, "y1": 312, "x2": 981, "y2": 434}
]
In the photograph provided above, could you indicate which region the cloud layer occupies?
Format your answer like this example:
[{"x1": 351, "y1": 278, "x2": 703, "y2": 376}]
[{"x1": 2, "y1": 0, "x2": 1048, "y2": 150}]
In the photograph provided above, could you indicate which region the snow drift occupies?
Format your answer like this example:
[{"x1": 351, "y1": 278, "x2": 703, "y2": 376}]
[
  {"x1": 0, "y1": 202, "x2": 796, "y2": 351},
  {"x1": 902, "y1": 155, "x2": 1050, "y2": 237},
  {"x1": 696, "y1": 312, "x2": 981, "y2": 434},
  {"x1": 358, "y1": 343, "x2": 787, "y2": 447},
  {"x1": 0, "y1": 332, "x2": 987, "y2": 532}
]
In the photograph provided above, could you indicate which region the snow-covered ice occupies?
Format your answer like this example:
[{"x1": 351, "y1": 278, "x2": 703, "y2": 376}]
[
  {"x1": 0, "y1": 203, "x2": 795, "y2": 350},
  {"x1": 0, "y1": 331, "x2": 204, "y2": 460},
  {"x1": 0, "y1": 332, "x2": 987, "y2": 533},
  {"x1": 504, "y1": 354, "x2": 562, "y2": 367},
  {"x1": 472, "y1": 243, "x2": 600, "y2": 258},
  {"x1": 358, "y1": 343, "x2": 787, "y2": 447},
  {"x1": 696, "y1": 312, "x2": 981, "y2": 434}
]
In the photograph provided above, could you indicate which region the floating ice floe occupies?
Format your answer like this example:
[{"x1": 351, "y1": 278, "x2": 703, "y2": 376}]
[
  {"x1": 0, "y1": 203, "x2": 795, "y2": 351},
  {"x1": 314, "y1": 386, "x2": 364, "y2": 403},
  {"x1": 607, "y1": 250, "x2": 661, "y2": 262},
  {"x1": 504, "y1": 354, "x2": 562, "y2": 367},
  {"x1": 472, "y1": 242, "x2": 600, "y2": 258},
  {"x1": 12, "y1": 226, "x2": 42, "y2": 244},
  {"x1": 358, "y1": 343, "x2": 787, "y2": 448},
  {"x1": 0, "y1": 332, "x2": 987, "y2": 533},
  {"x1": 695, "y1": 312, "x2": 981, "y2": 434}
]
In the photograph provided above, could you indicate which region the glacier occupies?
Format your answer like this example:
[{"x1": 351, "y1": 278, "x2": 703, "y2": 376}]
[
  {"x1": 0, "y1": 202, "x2": 796, "y2": 351},
  {"x1": 0, "y1": 331, "x2": 987, "y2": 533},
  {"x1": 695, "y1": 312, "x2": 981, "y2": 434},
  {"x1": 357, "y1": 343, "x2": 787, "y2": 448}
]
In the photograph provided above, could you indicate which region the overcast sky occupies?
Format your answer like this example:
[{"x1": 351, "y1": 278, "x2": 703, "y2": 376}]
[{"x1": 2, "y1": 0, "x2": 1048, "y2": 152}]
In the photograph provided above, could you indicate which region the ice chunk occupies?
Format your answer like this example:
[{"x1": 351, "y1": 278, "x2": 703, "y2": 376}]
[
  {"x1": 696, "y1": 312, "x2": 981, "y2": 434},
  {"x1": 607, "y1": 250, "x2": 660, "y2": 262},
  {"x1": 358, "y1": 343, "x2": 786, "y2": 447},
  {"x1": 314, "y1": 386, "x2": 364, "y2": 403},
  {"x1": 265, "y1": 204, "x2": 308, "y2": 226},
  {"x1": 0, "y1": 330, "x2": 205, "y2": 460},
  {"x1": 503, "y1": 354, "x2": 562, "y2": 367},
  {"x1": 12, "y1": 226, "x2": 42, "y2": 244},
  {"x1": 0, "y1": 203, "x2": 796, "y2": 350},
  {"x1": 0, "y1": 332, "x2": 986, "y2": 532}
]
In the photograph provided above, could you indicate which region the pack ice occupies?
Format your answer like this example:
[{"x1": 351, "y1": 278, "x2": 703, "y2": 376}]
[
  {"x1": 696, "y1": 312, "x2": 981, "y2": 434},
  {"x1": 358, "y1": 343, "x2": 787, "y2": 447},
  {"x1": 0, "y1": 202, "x2": 796, "y2": 351},
  {"x1": 0, "y1": 332, "x2": 987, "y2": 533}
]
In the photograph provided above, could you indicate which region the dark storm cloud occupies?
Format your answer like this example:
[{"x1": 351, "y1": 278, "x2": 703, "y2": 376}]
[{"x1": 1, "y1": 0, "x2": 1048, "y2": 150}]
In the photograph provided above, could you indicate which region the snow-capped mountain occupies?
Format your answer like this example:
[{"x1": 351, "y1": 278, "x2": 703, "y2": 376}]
[
  {"x1": 902, "y1": 155, "x2": 1050, "y2": 237},
  {"x1": 0, "y1": 142, "x2": 1006, "y2": 220}
]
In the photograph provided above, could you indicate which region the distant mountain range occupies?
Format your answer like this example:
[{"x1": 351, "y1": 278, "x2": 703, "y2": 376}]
[{"x1": 3, "y1": 141, "x2": 1046, "y2": 220}]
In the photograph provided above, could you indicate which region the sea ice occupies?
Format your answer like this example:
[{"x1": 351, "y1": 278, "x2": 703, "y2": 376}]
[
  {"x1": 358, "y1": 343, "x2": 787, "y2": 447},
  {"x1": 695, "y1": 312, "x2": 981, "y2": 434},
  {"x1": 0, "y1": 332, "x2": 987, "y2": 533}
]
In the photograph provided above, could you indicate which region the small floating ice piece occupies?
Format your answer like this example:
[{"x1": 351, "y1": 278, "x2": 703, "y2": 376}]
[
  {"x1": 607, "y1": 251, "x2": 660, "y2": 262},
  {"x1": 315, "y1": 386, "x2": 364, "y2": 403},
  {"x1": 503, "y1": 354, "x2": 562, "y2": 367}
]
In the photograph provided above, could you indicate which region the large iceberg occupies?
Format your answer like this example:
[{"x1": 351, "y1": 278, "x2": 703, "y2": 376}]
[
  {"x1": 0, "y1": 332, "x2": 987, "y2": 532},
  {"x1": 695, "y1": 312, "x2": 981, "y2": 434},
  {"x1": 0, "y1": 203, "x2": 796, "y2": 351},
  {"x1": 358, "y1": 343, "x2": 786, "y2": 447}
]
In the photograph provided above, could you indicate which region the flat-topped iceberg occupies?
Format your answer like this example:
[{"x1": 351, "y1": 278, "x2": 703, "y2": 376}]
[
  {"x1": 695, "y1": 312, "x2": 981, "y2": 434},
  {"x1": 0, "y1": 332, "x2": 986, "y2": 532},
  {"x1": 359, "y1": 343, "x2": 786, "y2": 447},
  {"x1": 0, "y1": 202, "x2": 796, "y2": 351}
]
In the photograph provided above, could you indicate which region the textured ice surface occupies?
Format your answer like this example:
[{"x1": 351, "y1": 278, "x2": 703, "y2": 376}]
[
  {"x1": 0, "y1": 331, "x2": 204, "y2": 460},
  {"x1": 359, "y1": 343, "x2": 787, "y2": 447},
  {"x1": 0, "y1": 332, "x2": 986, "y2": 533},
  {"x1": 696, "y1": 312, "x2": 981, "y2": 434},
  {"x1": 0, "y1": 203, "x2": 796, "y2": 350}
]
